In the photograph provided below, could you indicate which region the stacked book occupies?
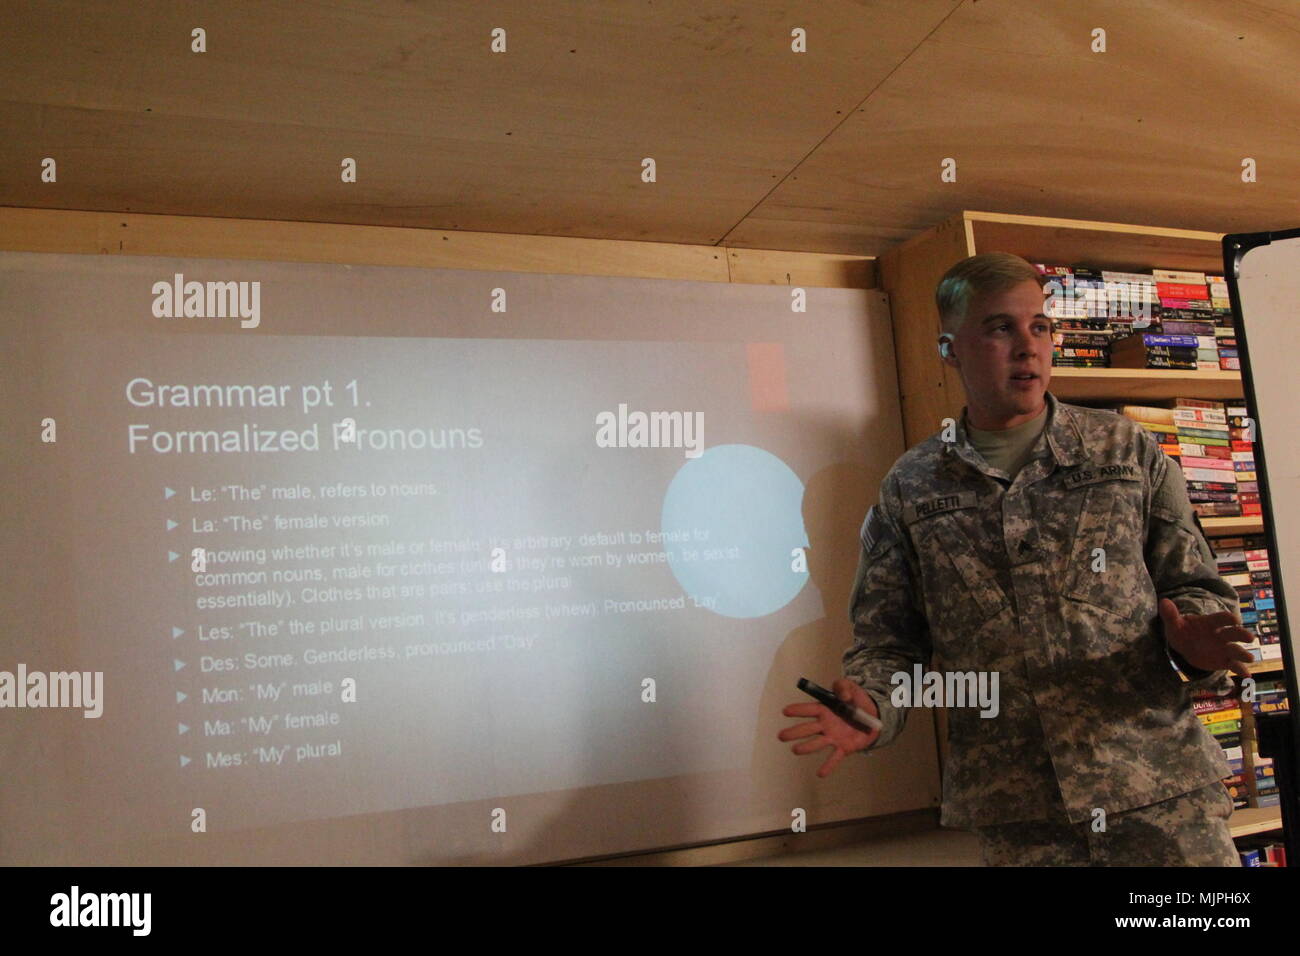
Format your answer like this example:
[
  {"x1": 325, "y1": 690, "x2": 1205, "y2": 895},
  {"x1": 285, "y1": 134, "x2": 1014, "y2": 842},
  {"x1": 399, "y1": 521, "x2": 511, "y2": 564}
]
[
  {"x1": 1156, "y1": 269, "x2": 1217, "y2": 368},
  {"x1": 1226, "y1": 401, "x2": 1260, "y2": 516},
  {"x1": 1037, "y1": 265, "x2": 1112, "y2": 368},
  {"x1": 1247, "y1": 675, "x2": 1289, "y2": 819},
  {"x1": 1239, "y1": 841, "x2": 1287, "y2": 866},
  {"x1": 1249, "y1": 676, "x2": 1290, "y2": 716},
  {"x1": 1208, "y1": 533, "x2": 1279, "y2": 661},
  {"x1": 1116, "y1": 399, "x2": 1248, "y2": 515},
  {"x1": 1117, "y1": 404, "x2": 1180, "y2": 458},
  {"x1": 1254, "y1": 741, "x2": 1279, "y2": 808},
  {"x1": 1243, "y1": 534, "x2": 1279, "y2": 658},
  {"x1": 1206, "y1": 275, "x2": 1240, "y2": 369},
  {"x1": 1173, "y1": 398, "x2": 1239, "y2": 517},
  {"x1": 1155, "y1": 268, "x2": 1235, "y2": 371},
  {"x1": 1192, "y1": 690, "x2": 1247, "y2": 808},
  {"x1": 1035, "y1": 263, "x2": 1238, "y2": 371},
  {"x1": 1101, "y1": 269, "x2": 1159, "y2": 334},
  {"x1": 1109, "y1": 332, "x2": 1204, "y2": 370}
]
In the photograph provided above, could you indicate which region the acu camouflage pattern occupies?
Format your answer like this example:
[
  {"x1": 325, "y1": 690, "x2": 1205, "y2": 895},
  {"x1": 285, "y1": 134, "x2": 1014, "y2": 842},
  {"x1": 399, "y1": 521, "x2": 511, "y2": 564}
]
[
  {"x1": 845, "y1": 391, "x2": 1238, "y2": 829},
  {"x1": 974, "y1": 780, "x2": 1240, "y2": 866}
]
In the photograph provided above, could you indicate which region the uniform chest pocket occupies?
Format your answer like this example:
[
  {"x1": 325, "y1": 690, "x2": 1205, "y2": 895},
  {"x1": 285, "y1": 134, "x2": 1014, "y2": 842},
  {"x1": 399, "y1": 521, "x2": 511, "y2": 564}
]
[
  {"x1": 912, "y1": 516, "x2": 1010, "y2": 628},
  {"x1": 1063, "y1": 477, "x2": 1150, "y2": 612}
]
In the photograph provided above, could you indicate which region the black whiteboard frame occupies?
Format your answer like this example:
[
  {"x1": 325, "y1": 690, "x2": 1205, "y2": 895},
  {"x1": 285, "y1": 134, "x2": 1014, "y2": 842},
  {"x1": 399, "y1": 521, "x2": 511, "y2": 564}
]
[{"x1": 1224, "y1": 228, "x2": 1300, "y2": 860}]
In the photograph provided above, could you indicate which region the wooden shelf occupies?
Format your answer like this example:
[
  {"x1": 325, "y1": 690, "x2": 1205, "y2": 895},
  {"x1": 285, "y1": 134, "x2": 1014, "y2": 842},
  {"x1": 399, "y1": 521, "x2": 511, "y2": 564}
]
[
  {"x1": 1047, "y1": 367, "x2": 1244, "y2": 402},
  {"x1": 1230, "y1": 807, "x2": 1284, "y2": 838},
  {"x1": 1248, "y1": 659, "x2": 1285, "y2": 674},
  {"x1": 1201, "y1": 516, "x2": 1265, "y2": 536},
  {"x1": 966, "y1": 211, "x2": 1224, "y2": 275},
  {"x1": 1178, "y1": 661, "x2": 1282, "y2": 682}
]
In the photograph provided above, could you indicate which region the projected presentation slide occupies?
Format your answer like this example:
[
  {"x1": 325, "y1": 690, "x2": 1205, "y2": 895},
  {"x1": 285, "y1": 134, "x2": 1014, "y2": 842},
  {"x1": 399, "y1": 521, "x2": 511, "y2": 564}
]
[{"x1": 0, "y1": 251, "x2": 901, "y2": 863}]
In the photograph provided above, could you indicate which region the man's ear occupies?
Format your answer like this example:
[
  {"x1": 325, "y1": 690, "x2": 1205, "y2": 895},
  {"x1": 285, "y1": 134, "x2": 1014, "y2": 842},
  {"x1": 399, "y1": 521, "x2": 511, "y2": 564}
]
[{"x1": 938, "y1": 335, "x2": 958, "y2": 364}]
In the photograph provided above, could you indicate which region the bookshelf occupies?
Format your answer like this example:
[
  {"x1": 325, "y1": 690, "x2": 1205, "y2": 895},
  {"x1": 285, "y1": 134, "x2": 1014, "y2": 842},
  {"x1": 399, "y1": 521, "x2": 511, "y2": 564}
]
[
  {"x1": 877, "y1": 210, "x2": 1239, "y2": 445},
  {"x1": 878, "y1": 210, "x2": 1285, "y2": 840}
]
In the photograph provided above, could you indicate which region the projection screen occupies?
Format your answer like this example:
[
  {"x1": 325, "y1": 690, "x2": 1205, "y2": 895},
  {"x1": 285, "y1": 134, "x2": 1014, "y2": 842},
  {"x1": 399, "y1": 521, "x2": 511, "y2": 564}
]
[{"x1": 0, "y1": 250, "x2": 940, "y2": 865}]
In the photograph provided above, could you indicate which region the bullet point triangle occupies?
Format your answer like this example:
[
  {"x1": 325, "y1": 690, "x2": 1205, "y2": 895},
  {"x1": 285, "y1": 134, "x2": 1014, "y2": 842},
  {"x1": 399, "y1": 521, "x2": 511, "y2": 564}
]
[
  {"x1": 172, "y1": 626, "x2": 184, "y2": 639},
  {"x1": 179, "y1": 755, "x2": 190, "y2": 767},
  {"x1": 164, "y1": 487, "x2": 176, "y2": 499},
  {"x1": 176, "y1": 691, "x2": 187, "y2": 703},
  {"x1": 174, "y1": 659, "x2": 185, "y2": 672},
  {"x1": 178, "y1": 723, "x2": 189, "y2": 735},
  {"x1": 166, "y1": 519, "x2": 178, "y2": 531},
  {"x1": 168, "y1": 551, "x2": 179, "y2": 563}
]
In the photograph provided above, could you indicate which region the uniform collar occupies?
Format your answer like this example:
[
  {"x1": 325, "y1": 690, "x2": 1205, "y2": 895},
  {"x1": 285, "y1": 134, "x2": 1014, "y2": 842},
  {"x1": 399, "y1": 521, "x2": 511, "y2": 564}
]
[{"x1": 945, "y1": 391, "x2": 1089, "y2": 476}]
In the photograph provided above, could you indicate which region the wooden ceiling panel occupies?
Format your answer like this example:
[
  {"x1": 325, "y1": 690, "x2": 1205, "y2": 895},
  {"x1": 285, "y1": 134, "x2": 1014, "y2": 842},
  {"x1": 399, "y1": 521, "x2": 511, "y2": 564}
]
[
  {"x1": 731, "y1": 0, "x2": 1300, "y2": 252},
  {"x1": 0, "y1": 0, "x2": 960, "y2": 244},
  {"x1": 0, "y1": 1, "x2": 1295, "y2": 253}
]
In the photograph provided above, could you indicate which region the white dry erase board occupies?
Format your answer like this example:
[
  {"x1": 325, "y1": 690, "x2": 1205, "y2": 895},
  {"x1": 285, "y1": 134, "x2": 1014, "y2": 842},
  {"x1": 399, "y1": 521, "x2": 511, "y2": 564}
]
[
  {"x1": 0, "y1": 250, "x2": 939, "y2": 864},
  {"x1": 1225, "y1": 231, "x2": 1300, "y2": 815}
]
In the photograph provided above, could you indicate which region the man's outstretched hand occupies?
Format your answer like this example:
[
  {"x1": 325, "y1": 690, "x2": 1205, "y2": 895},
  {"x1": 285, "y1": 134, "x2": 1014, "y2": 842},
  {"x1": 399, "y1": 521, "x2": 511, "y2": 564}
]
[
  {"x1": 1159, "y1": 598, "x2": 1255, "y2": 678},
  {"x1": 778, "y1": 678, "x2": 880, "y2": 778}
]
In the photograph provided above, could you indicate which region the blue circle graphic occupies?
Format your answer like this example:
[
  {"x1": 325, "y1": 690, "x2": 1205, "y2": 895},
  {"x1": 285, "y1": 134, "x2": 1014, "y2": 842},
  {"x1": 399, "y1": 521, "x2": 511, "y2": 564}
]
[{"x1": 661, "y1": 443, "x2": 809, "y2": 619}]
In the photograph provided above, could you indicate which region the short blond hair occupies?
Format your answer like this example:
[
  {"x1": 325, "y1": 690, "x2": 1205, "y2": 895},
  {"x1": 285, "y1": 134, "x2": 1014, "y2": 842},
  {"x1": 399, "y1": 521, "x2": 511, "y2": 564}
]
[{"x1": 936, "y1": 253, "x2": 1045, "y2": 335}]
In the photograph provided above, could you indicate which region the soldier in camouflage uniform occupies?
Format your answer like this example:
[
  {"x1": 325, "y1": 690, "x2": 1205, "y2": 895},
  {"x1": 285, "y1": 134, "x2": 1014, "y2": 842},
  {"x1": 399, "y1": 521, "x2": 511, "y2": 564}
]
[{"x1": 780, "y1": 253, "x2": 1254, "y2": 866}]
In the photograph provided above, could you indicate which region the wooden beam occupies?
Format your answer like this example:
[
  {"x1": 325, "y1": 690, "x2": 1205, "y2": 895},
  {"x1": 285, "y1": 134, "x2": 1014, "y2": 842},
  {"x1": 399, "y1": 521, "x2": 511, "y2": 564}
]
[{"x1": 0, "y1": 207, "x2": 874, "y2": 287}]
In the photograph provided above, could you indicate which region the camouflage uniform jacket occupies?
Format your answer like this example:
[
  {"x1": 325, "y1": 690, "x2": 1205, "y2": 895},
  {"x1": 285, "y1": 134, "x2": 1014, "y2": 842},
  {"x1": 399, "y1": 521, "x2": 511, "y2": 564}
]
[{"x1": 845, "y1": 391, "x2": 1237, "y2": 828}]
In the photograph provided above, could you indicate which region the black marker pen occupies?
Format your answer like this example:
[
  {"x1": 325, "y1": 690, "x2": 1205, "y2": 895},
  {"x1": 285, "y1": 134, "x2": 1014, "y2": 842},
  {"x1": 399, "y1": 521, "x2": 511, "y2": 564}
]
[{"x1": 797, "y1": 677, "x2": 883, "y2": 732}]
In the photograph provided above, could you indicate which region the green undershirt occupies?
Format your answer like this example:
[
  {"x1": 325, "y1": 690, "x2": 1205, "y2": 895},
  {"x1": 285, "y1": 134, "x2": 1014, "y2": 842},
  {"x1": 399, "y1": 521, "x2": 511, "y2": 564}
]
[{"x1": 965, "y1": 404, "x2": 1049, "y2": 479}]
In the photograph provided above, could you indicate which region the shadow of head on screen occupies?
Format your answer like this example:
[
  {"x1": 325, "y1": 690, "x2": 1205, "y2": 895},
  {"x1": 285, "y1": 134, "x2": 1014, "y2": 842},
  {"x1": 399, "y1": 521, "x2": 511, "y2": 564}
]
[{"x1": 747, "y1": 461, "x2": 874, "y2": 816}]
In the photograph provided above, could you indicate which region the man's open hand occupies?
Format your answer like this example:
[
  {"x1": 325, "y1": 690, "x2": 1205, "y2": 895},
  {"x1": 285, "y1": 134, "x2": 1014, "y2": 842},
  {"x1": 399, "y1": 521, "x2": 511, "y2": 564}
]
[
  {"x1": 1159, "y1": 598, "x2": 1255, "y2": 678},
  {"x1": 778, "y1": 678, "x2": 880, "y2": 778}
]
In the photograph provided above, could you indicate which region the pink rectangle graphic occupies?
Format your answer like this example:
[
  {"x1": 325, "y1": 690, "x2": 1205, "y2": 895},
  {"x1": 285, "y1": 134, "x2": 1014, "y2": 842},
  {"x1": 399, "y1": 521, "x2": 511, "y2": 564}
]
[{"x1": 746, "y1": 342, "x2": 789, "y2": 412}]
